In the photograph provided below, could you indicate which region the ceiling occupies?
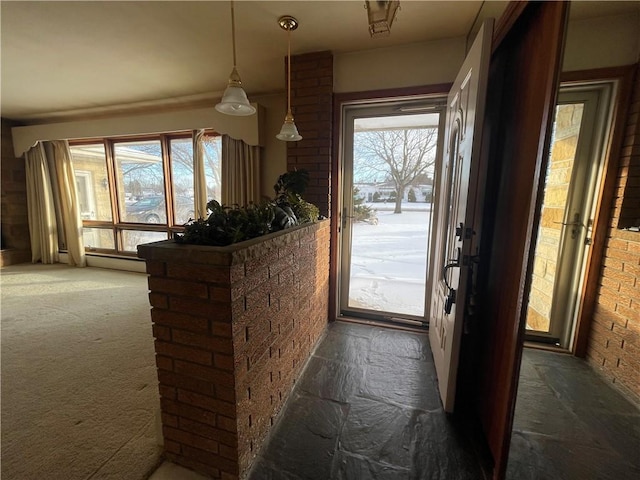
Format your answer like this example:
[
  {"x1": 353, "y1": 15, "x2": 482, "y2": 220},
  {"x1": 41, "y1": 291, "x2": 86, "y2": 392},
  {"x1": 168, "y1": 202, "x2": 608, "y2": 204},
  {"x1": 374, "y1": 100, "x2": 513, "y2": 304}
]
[{"x1": 1, "y1": 1, "x2": 637, "y2": 123}]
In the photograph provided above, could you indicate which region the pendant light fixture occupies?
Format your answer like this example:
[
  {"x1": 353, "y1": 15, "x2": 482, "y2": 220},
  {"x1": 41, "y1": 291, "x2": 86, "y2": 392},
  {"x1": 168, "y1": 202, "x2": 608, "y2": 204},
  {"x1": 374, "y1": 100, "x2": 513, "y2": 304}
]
[
  {"x1": 276, "y1": 15, "x2": 302, "y2": 142},
  {"x1": 364, "y1": 1, "x2": 400, "y2": 38},
  {"x1": 215, "y1": 1, "x2": 256, "y2": 116}
]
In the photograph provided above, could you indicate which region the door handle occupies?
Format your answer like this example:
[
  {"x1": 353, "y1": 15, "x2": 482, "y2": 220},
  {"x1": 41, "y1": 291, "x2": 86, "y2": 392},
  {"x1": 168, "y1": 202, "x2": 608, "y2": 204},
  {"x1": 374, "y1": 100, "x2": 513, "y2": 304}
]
[
  {"x1": 444, "y1": 288, "x2": 456, "y2": 315},
  {"x1": 442, "y1": 247, "x2": 461, "y2": 291},
  {"x1": 442, "y1": 247, "x2": 461, "y2": 314},
  {"x1": 442, "y1": 261, "x2": 458, "y2": 291},
  {"x1": 553, "y1": 212, "x2": 583, "y2": 227},
  {"x1": 554, "y1": 213, "x2": 584, "y2": 239}
]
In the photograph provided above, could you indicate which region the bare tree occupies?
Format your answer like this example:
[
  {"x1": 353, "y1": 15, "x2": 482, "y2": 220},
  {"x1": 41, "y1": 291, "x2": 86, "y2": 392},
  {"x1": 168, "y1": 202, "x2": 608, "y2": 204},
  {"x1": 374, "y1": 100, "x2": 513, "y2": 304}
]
[
  {"x1": 166, "y1": 135, "x2": 222, "y2": 200},
  {"x1": 118, "y1": 135, "x2": 222, "y2": 201},
  {"x1": 117, "y1": 142, "x2": 164, "y2": 196},
  {"x1": 355, "y1": 127, "x2": 438, "y2": 213},
  {"x1": 202, "y1": 134, "x2": 222, "y2": 201}
]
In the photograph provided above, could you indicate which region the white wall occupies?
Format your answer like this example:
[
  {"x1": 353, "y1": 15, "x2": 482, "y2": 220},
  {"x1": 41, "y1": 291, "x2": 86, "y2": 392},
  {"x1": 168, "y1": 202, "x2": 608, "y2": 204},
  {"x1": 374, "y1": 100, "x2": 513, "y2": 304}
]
[
  {"x1": 12, "y1": 103, "x2": 264, "y2": 158},
  {"x1": 334, "y1": 37, "x2": 466, "y2": 93},
  {"x1": 253, "y1": 93, "x2": 287, "y2": 200},
  {"x1": 563, "y1": 12, "x2": 640, "y2": 72}
]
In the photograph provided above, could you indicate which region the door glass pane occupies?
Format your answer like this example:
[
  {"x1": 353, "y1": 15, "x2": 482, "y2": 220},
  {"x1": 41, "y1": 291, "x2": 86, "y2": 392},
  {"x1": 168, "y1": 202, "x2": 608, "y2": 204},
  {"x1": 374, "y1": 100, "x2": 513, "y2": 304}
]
[
  {"x1": 526, "y1": 103, "x2": 585, "y2": 332},
  {"x1": 170, "y1": 138, "x2": 195, "y2": 225},
  {"x1": 348, "y1": 113, "x2": 439, "y2": 317},
  {"x1": 121, "y1": 230, "x2": 168, "y2": 253},
  {"x1": 69, "y1": 144, "x2": 112, "y2": 221},
  {"x1": 203, "y1": 134, "x2": 222, "y2": 204},
  {"x1": 114, "y1": 140, "x2": 166, "y2": 223}
]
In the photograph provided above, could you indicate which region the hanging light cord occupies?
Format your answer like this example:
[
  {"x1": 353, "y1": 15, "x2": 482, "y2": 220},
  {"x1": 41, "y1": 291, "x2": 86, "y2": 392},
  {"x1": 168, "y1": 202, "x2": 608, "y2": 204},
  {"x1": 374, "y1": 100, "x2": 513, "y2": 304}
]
[
  {"x1": 286, "y1": 25, "x2": 292, "y2": 115},
  {"x1": 230, "y1": 1, "x2": 237, "y2": 68}
]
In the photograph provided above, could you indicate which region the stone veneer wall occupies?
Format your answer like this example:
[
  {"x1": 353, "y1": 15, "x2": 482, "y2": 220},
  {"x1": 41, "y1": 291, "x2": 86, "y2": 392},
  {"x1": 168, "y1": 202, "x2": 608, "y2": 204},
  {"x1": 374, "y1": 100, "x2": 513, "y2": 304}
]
[
  {"x1": 526, "y1": 103, "x2": 584, "y2": 331},
  {"x1": 1, "y1": 119, "x2": 31, "y2": 266},
  {"x1": 587, "y1": 70, "x2": 640, "y2": 400},
  {"x1": 138, "y1": 220, "x2": 330, "y2": 479}
]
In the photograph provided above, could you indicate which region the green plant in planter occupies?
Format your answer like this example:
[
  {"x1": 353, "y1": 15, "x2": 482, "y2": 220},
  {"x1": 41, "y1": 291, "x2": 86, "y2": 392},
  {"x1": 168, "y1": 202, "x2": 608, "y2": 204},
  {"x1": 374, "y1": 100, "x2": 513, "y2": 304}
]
[
  {"x1": 177, "y1": 200, "x2": 275, "y2": 246},
  {"x1": 273, "y1": 170, "x2": 320, "y2": 225},
  {"x1": 175, "y1": 169, "x2": 319, "y2": 247}
]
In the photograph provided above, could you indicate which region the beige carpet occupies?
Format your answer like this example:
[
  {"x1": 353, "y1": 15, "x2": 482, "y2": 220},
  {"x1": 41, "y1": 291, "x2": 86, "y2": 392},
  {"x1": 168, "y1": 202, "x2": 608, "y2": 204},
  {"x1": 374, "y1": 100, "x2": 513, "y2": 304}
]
[{"x1": 1, "y1": 263, "x2": 162, "y2": 480}]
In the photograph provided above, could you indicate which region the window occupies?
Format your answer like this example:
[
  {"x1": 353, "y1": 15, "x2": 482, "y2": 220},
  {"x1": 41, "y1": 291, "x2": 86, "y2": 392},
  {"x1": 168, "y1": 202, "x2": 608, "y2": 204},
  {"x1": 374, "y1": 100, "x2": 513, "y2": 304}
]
[
  {"x1": 115, "y1": 139, "x2": 166, "y2": 223},
  {"x1": 170, "y1": 138, "x2": 195, "y2": 224},
  {"x1": 202, "y1": 133, "x2": 222, "y2": 203},
  {"x1": 68, "y1": 144, "x2": 112, "y2": 221},
  {"x1": 69, "y1": 131, "x2": 221, "y2": 256}
]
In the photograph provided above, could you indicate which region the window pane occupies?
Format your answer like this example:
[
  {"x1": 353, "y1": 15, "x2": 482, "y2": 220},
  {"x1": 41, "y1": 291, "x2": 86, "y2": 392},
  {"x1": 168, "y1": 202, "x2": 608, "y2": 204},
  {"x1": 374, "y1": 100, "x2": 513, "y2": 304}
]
[
  {"x1": 348, "y1": 114, "x2": 439, "y2": 317},
  {"x1": 203, "y1": 134, "x2": 221, "y2": 204},
  {"x1": 121, "y1": 230, "x2": 168, "y2": 253},
  {"x1": 69, "y1": 144, "x2": 113, "y2": 221},
  {"x1": 114, "y1": 140, "x2": 166, "y2": 223},
  {"x1": 170, "y1": 138, "x2": 195, "y2": 225},
  {"x1": 82, "y1": 227, "x2": 115, "y2": 250}
]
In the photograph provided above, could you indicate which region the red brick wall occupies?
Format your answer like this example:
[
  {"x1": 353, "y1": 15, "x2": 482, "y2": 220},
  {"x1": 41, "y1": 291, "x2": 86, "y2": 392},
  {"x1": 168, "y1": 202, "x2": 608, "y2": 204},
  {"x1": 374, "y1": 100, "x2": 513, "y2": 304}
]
[
  {"x1": 139, "y1": 220, "x2": 330, "y2": 479},
  {"x1": 587, "y1": 71, "x2": 640, "y2": 400},
  {"x1": 286, "y1": 51, "x2": 333, "y2": 218},
  {"x1": 1, "y1": 119, "x2": 31, "y2": 265}
]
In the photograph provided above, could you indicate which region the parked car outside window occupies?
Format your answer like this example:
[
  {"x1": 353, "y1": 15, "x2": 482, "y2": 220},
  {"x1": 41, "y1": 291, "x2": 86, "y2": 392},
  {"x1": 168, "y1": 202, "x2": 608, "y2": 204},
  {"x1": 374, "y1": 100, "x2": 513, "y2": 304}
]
[{"x1": 125, "y1": 196, "x2": 194, "y2": 224}]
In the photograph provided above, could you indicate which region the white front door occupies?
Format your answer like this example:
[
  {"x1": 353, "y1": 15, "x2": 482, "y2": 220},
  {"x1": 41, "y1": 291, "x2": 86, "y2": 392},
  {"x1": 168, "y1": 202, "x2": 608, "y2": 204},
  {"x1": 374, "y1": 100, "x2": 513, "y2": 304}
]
[{"x1": 428, "y1": 20, "x2": 493, "y2": 412}]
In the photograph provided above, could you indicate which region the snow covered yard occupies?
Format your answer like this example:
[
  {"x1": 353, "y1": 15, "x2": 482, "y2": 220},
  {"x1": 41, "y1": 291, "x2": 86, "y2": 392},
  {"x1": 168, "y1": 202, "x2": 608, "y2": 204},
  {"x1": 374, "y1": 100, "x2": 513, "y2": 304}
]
[{"x1": 349, "y1": 208, "x2": 432, "y2": 316}]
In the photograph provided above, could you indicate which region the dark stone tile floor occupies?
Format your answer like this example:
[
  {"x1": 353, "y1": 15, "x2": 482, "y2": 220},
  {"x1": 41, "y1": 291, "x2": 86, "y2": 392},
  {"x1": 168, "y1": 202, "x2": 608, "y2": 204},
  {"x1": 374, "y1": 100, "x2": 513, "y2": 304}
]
[
  {"x1": 247, "y1": 321, "x2": 484, "y2": 480},
  {"x1": 247, "y1": 322, "x2": 640, "y2": 480},
  {"x1": 507, "y1": 348, "x2": 640, "y2": 480}
]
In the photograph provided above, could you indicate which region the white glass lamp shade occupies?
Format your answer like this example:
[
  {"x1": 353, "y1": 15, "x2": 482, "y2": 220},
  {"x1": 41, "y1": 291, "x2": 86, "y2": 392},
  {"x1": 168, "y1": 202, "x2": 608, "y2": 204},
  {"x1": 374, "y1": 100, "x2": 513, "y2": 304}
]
[
  {"x1": 276, "y1": 111, "x2": 302, "y2": 141},
  {"x1": 215, "y1": 67, "x2": 256, "y2": 116}
]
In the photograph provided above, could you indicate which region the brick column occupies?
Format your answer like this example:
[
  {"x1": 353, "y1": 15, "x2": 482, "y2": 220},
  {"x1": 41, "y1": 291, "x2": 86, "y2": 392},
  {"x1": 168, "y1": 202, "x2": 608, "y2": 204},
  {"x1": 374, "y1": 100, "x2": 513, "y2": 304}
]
[
  {"x1": 1, "y1": 119, "x2": 31, "y2": 266},
  {"x1": 287, "y1": 51, "x2": 333, "y2": 218},
  {"x1": 138, "y1": 220, "x2": 330, "y2": 479}
]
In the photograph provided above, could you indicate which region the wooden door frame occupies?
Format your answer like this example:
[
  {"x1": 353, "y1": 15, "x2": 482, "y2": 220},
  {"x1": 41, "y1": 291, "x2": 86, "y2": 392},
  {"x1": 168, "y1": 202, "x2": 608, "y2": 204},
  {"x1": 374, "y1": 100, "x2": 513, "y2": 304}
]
[
  {"x1": 461, "y1": 2, "x2": 570, "y2": 479},
  {"x1": 329, "y1": 84, "x2": 451, "y2": 323}
]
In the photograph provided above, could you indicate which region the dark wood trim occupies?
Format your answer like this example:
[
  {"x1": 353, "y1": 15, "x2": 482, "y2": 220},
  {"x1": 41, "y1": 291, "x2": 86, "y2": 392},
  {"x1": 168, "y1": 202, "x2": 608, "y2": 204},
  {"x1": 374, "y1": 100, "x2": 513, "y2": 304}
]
[
  {"x1": 329, "y1": 93, "x2": 341, "y2": 323},
  {"x1": 68, "y1": 131, "x2": 196, "y2": 146},
  {"x1": 472, "y1": 2, "x2": 569, "y2": 478},
  {"x1": 572, "y1": 63, "x2": 637, "y2": 357},
  {"x1": 71, "y1": 131, "x2": 209, "y2": 257},
  {"x1": 334, "y1": 84, "x2": 451, "y2": 105},
  {"x1": 104, "y1": 139, "x2": 121, "y2": 249},
  {"x1": 161, "y1": 135, "x2": 174, "y2": 227},
  {"x1": 492, "y1": 0, "x2": 529, "y2": 53},
  {"x1": 561, "y1": 65, "x2": 635, "y2": 84},
  {"x1": 329, "y1": 84, "x2": 451, "y2": 324}
]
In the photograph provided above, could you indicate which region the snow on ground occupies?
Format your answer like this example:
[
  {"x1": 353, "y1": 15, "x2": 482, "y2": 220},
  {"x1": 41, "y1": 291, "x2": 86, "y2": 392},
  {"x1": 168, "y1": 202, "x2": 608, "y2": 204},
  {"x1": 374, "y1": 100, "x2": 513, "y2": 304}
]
[{"x1": 349, "y1": 208, "x2": 432, "y2": 317}]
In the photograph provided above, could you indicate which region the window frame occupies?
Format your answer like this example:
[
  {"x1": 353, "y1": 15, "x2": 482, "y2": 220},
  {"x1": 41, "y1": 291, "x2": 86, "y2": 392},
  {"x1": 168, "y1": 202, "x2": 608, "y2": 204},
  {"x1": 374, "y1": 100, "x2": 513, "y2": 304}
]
[{"x1": 69, "y1": 130, "x2": 220, "y2": 257}]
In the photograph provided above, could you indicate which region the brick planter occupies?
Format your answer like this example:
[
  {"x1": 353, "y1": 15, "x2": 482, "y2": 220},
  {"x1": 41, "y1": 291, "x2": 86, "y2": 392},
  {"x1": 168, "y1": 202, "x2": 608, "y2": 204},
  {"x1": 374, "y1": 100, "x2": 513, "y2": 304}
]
[{"x1": 138, "y1": 220, "x2": 330, "y2": 479}]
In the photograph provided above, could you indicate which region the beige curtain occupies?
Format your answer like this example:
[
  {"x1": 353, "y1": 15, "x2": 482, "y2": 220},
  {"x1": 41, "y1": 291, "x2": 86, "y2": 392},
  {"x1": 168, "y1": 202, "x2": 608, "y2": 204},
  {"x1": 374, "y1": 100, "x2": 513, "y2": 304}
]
[
  {"x1": 221, "y1": 135, "x2": 261, "y2": 206},
  {"x1": 25, "y1": 143, "x2": 59, "y2": 264},
  {"x1": 46, "y1": 140, "x2": 86, "y2": 267},
  {"x1": 193, "y1": 129, "x2": 208, "y2": 219}
]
